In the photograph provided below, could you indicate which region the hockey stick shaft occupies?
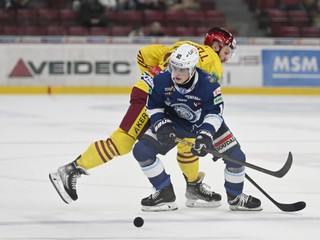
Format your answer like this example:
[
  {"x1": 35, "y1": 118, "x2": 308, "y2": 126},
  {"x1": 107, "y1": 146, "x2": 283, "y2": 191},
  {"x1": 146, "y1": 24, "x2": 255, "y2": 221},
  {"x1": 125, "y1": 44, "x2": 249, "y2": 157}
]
[
  {"x1": 245, "y1": 173, "x2": 306, "y2": 212},
  {"x1": 175, "y1": 137, "x2": 292, "y2": 178}
]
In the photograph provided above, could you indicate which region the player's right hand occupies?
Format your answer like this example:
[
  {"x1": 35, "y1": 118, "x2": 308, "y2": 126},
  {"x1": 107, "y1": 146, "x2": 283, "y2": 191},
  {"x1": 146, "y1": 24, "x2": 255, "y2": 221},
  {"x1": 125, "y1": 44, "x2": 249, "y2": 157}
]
[
  {"x1": 154, "y1": 119, "x2": 176, "y2": 147},
  {"x1": 191, "y1": 131, "x2": 214, "y2": 157}
]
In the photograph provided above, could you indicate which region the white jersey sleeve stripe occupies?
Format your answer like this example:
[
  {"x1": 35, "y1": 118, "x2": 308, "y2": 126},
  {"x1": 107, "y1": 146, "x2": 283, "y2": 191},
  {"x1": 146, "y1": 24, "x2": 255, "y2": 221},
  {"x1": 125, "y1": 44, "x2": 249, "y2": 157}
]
[
  {"x1": 203, "y1": 114, "x2": 223, "y2": 131},
  {"x1": 147, "y1": 108, "x2": 164, "y2": 117}
]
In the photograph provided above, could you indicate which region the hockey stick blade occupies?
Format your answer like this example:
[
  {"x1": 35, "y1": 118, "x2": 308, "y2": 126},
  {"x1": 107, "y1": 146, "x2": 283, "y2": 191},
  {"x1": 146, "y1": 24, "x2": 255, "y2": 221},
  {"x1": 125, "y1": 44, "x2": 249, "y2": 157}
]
[
  {"x1": 205, "y1": 148, "x2": 293, "y2": 178},
  {"x1": 245, "y1": 174, "x2": 306, "y2": 212},
  {"x1": 175, "y1": 138, "x2": 293, "y2": 178}
]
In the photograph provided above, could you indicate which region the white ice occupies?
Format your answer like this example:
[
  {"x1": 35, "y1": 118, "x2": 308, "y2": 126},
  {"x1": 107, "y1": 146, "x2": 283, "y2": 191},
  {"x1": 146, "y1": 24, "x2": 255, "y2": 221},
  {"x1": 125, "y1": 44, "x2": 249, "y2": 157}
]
[{"x1": 0, "y1": 94, "x2": 319, "y2": 240}]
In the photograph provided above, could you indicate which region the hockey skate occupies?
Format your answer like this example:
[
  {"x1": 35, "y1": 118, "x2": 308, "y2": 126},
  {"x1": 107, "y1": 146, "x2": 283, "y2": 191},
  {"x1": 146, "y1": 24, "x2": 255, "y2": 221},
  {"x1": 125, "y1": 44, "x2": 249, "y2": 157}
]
[
  {"x1": 141, "y1": 184, "x2": 178, "y2": 212},
  {"x1": 49, "y1": 160, "x2": 88, "y2": 204},
  {"x1": 185, "y1": 172, "x2": 222, "y2": 208},
  {"x1": 228, "y1": 193, "x2": 262, "y2": 211}
]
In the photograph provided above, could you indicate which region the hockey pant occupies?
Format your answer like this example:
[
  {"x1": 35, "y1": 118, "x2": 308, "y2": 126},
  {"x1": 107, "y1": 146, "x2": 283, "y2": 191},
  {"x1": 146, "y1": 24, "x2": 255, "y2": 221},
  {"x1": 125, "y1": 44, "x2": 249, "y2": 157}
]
[
  {"x1": 133, "y1": 121, "x2": 246, "y2": 196},
  {"x1": 76, "y1": 85, "x2": 200, "y2": 182}
]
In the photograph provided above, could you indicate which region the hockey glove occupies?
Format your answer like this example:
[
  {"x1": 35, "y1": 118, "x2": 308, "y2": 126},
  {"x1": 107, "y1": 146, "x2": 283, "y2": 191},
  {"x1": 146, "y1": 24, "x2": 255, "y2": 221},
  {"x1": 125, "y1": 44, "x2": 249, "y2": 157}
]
[
  {"x1": 191, "y1": 131, "x2": 214, "y2": 157},
  {"x1": 155, "y1": 119, "x2": 176, "y2": 148}
]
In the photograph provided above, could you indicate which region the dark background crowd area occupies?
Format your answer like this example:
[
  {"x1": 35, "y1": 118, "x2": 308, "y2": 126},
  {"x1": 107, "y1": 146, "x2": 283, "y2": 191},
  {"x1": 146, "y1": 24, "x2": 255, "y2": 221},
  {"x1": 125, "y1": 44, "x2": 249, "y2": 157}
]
[{"x1": 0, "y1": 0, "x2": 320, "y2": 38}]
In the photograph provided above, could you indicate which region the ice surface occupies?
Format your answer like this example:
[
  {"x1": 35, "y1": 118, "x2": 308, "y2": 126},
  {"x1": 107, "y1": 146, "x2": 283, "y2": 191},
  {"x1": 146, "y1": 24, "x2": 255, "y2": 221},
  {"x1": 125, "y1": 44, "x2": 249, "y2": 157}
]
[{"x1": 0, "y1": 94, "x2": 319, "y2": 240}]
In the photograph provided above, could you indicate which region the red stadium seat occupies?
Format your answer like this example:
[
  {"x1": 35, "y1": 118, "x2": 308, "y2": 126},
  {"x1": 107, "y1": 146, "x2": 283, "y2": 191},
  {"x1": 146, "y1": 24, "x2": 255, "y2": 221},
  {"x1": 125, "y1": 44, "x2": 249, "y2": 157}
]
[
  {"x1": 2, "y1": 26, "x2": 24, "y2": 36},
  {"x1": 267, "y1": 9, "x2": 289, "y2": 36},
  {"x1": 164, "y1": 11, "x2": 185, "y2": 27},
  {"x1": 0, "y1": 9, "x2": 16, "y2": 25},
  {"x1": 111, "y1": 26, "x2": 131, "y2": 36},
  {"x1": 68, "y1": 26, "x2": 90, "y2": 36},
  {"x1": 24, "y1": 26, "x2": 47, "y2": 36},
  {"x1": 184, "y1": 10, "x2": 205, "y2": 27},
  {"x1": 194, "y1": 26, "x2": 210, "y2": 37},
  {"x1": 204, "y1": 10, "x2": 226, "y2": 26},
  {"x1": 38, "y1": 9, "x2": 60, "y2": 26},
  {"x1": 174, "y1": 26, "x2": 195, "y2": 36},
  {"x1": 46, "y1": 26, "x2": 68, "y2": 36},
  {"x1": 144, "y1": 10, "x2": 165, "y2": 26},
  {"x1": 121, "y1": 10, "x2": 144, "y2": 26},
  {"x1": 16, "y1": 9, "x2": 38, "y2": 26},
  {"x1": 288, "y1": 10, "x2": 310, "y2": 27},
  {"x1": 300, "y1": 27, "x2": 320, "y2": 38},
  {"x1": 105, "y1": 10, "x2": 121, "y2": 26},
  {"x1": 161, "y1": 26, "x2": 176, "y2": 36},
  {"x1": 90, "y1": 27, "x2": 109, "y2": 36},
  {"x1": 278, "y1": 26, "x2": 300, "y2": 37},
  {"x1": 59, "y1": 9, "x2": 78, "y2": 26}
]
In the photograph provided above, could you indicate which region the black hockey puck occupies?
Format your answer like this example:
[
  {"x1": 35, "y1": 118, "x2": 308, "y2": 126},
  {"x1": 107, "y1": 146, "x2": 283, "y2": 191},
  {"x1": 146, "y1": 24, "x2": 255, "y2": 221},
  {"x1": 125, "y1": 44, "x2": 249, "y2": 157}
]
[{"x1": 133, "y1": 217, "x2": 144, "y2": 227}]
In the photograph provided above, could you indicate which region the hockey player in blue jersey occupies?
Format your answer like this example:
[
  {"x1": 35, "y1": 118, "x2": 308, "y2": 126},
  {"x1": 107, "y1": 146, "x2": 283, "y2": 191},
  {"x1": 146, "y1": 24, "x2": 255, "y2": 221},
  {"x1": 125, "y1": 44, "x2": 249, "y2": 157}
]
[{"x1": 133, "y1": 43, "x2": 262, "y2": 212}]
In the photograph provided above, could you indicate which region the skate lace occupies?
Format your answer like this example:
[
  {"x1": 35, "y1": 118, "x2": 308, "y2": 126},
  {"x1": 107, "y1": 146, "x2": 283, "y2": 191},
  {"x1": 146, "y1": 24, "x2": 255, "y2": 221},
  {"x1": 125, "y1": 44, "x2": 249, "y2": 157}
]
[
  {"x1": 199, "y1": 183, "x2": 213, "y2": 196},
  {"x1": 70, "y1": 172, "x2": 81, "y2": 190},
  {"x1": 236, "y1": 194, "x2": 249, "y2": 206},
  {"x1": 150, "y1": 190, "x2": 160, "y2": 200}
]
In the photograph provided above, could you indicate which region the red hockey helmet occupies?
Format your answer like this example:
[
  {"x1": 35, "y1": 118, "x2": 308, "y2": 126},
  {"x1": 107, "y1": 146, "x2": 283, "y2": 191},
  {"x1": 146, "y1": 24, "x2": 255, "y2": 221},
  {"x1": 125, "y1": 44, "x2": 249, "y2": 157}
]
[{"x1": 204, "y1": 27, "x2": 236, "y2": 50}]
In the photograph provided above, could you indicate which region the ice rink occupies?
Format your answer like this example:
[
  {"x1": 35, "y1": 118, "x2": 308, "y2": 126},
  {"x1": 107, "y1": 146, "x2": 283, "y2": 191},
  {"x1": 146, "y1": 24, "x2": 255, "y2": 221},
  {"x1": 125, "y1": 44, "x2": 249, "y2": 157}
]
[{"x1": 1, "y1": 94, "x2": 319, "y2": 240}]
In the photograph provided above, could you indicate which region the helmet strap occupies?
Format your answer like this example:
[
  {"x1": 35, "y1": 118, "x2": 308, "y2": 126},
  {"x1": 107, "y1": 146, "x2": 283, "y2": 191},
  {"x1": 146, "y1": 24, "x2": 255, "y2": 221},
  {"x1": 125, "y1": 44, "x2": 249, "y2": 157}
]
[
  {"x1": 173, "y1": 71, "x2": 198, "y2": 94},
  {"x1": 177, "y1": 72, "x2": 195, "y2": 88}
]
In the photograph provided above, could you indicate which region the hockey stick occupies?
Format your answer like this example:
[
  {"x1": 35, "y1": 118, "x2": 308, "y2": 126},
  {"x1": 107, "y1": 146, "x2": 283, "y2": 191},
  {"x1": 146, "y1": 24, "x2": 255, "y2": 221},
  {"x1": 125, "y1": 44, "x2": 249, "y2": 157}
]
[
  {"x1": 245, "y1": 174, "x2": 306, "y2": 212},
  {"x1": 176, "y1": 138, "x2": 305, "y2": 212},
  {"x1": 175, "y1": 138, "x2": 292, "y2": 178}
]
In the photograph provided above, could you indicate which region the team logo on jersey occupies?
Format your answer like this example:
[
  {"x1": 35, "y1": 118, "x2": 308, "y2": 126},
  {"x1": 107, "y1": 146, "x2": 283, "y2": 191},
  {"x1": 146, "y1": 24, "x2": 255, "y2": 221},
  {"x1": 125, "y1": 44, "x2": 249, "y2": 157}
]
[{"x1": 171, "y1": 103, "x2": 201, "y2": 123}]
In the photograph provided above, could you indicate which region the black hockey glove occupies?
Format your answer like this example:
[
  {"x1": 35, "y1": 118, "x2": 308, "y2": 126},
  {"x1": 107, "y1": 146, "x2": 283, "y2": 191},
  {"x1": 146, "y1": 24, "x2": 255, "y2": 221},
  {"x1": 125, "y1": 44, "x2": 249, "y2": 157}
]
[
  {"x1": 154, "y1": 119, "x2": 176, "y2": 148},
  {"x1": 191, "y1": 131, "x2": 214, "y2": 157}
]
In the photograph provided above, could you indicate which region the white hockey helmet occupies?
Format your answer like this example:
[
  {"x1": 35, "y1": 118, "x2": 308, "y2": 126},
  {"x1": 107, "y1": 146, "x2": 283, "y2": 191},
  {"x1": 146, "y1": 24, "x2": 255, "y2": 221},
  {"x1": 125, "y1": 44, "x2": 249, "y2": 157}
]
[{"x1": 169, "y1": 43, "x2": 199, "y2": 78}]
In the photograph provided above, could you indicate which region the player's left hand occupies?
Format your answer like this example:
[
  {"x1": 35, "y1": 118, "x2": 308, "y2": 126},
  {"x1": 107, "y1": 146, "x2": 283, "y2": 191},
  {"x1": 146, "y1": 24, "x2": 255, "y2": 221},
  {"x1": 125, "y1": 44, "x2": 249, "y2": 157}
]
[
  {"x1": 155, "y1": 119, "x2": 176, "y2": 148},
  {"x1": 191, "y1": 131, "x2": 213, "y2": 157}
]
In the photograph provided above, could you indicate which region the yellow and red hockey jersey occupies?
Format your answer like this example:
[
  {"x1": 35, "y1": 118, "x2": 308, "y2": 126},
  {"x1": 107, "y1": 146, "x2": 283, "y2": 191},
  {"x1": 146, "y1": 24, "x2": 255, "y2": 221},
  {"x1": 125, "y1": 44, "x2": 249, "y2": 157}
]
[{"x1": 135, "y1": 40, "x2": 223, "y2": 93}]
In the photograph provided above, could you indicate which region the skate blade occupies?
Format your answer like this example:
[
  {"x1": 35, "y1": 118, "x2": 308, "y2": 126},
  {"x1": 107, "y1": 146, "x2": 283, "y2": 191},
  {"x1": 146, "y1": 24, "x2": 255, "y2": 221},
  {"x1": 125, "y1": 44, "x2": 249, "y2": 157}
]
[
  {"x1": 141, "y1": 202, "x2": 178, "y2": 212},
  {"x1": 185, "y1": 199, "x2": 221, "y2": 208},
  {"x1": 49, "y1": 172, "x2": 73, "y2": 204},
  {"x1": 229, "y1": 205, "x2": 263, "y2": 211}
]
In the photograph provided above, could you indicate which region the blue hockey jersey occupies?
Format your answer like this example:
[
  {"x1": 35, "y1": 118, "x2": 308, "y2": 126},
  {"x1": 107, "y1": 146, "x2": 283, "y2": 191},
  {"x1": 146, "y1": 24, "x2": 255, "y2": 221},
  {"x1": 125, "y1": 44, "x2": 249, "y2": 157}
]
[{"x1": 143, "y1": 68, "x2": 224, "y2": 138}]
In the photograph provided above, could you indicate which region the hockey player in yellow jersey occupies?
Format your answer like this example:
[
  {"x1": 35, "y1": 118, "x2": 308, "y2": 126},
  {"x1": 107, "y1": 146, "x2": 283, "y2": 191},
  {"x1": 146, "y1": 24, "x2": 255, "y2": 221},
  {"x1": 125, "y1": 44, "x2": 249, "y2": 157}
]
[{"x1": 49, "y1": 27, "x2": 236, "y2": 207}]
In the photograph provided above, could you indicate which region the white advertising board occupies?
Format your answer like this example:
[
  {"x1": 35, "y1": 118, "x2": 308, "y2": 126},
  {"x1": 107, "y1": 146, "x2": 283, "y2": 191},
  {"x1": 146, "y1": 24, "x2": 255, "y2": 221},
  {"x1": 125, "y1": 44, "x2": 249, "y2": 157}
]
[
  {"x1": 222, "y1": 45, "x2": 262, "y2": 87},
  {"x1": 0, "y1": 44, "x2": 142, "y2": 87},
  {"x1": 0, "y1": 44, "x2": 319, "y2": 89}
]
